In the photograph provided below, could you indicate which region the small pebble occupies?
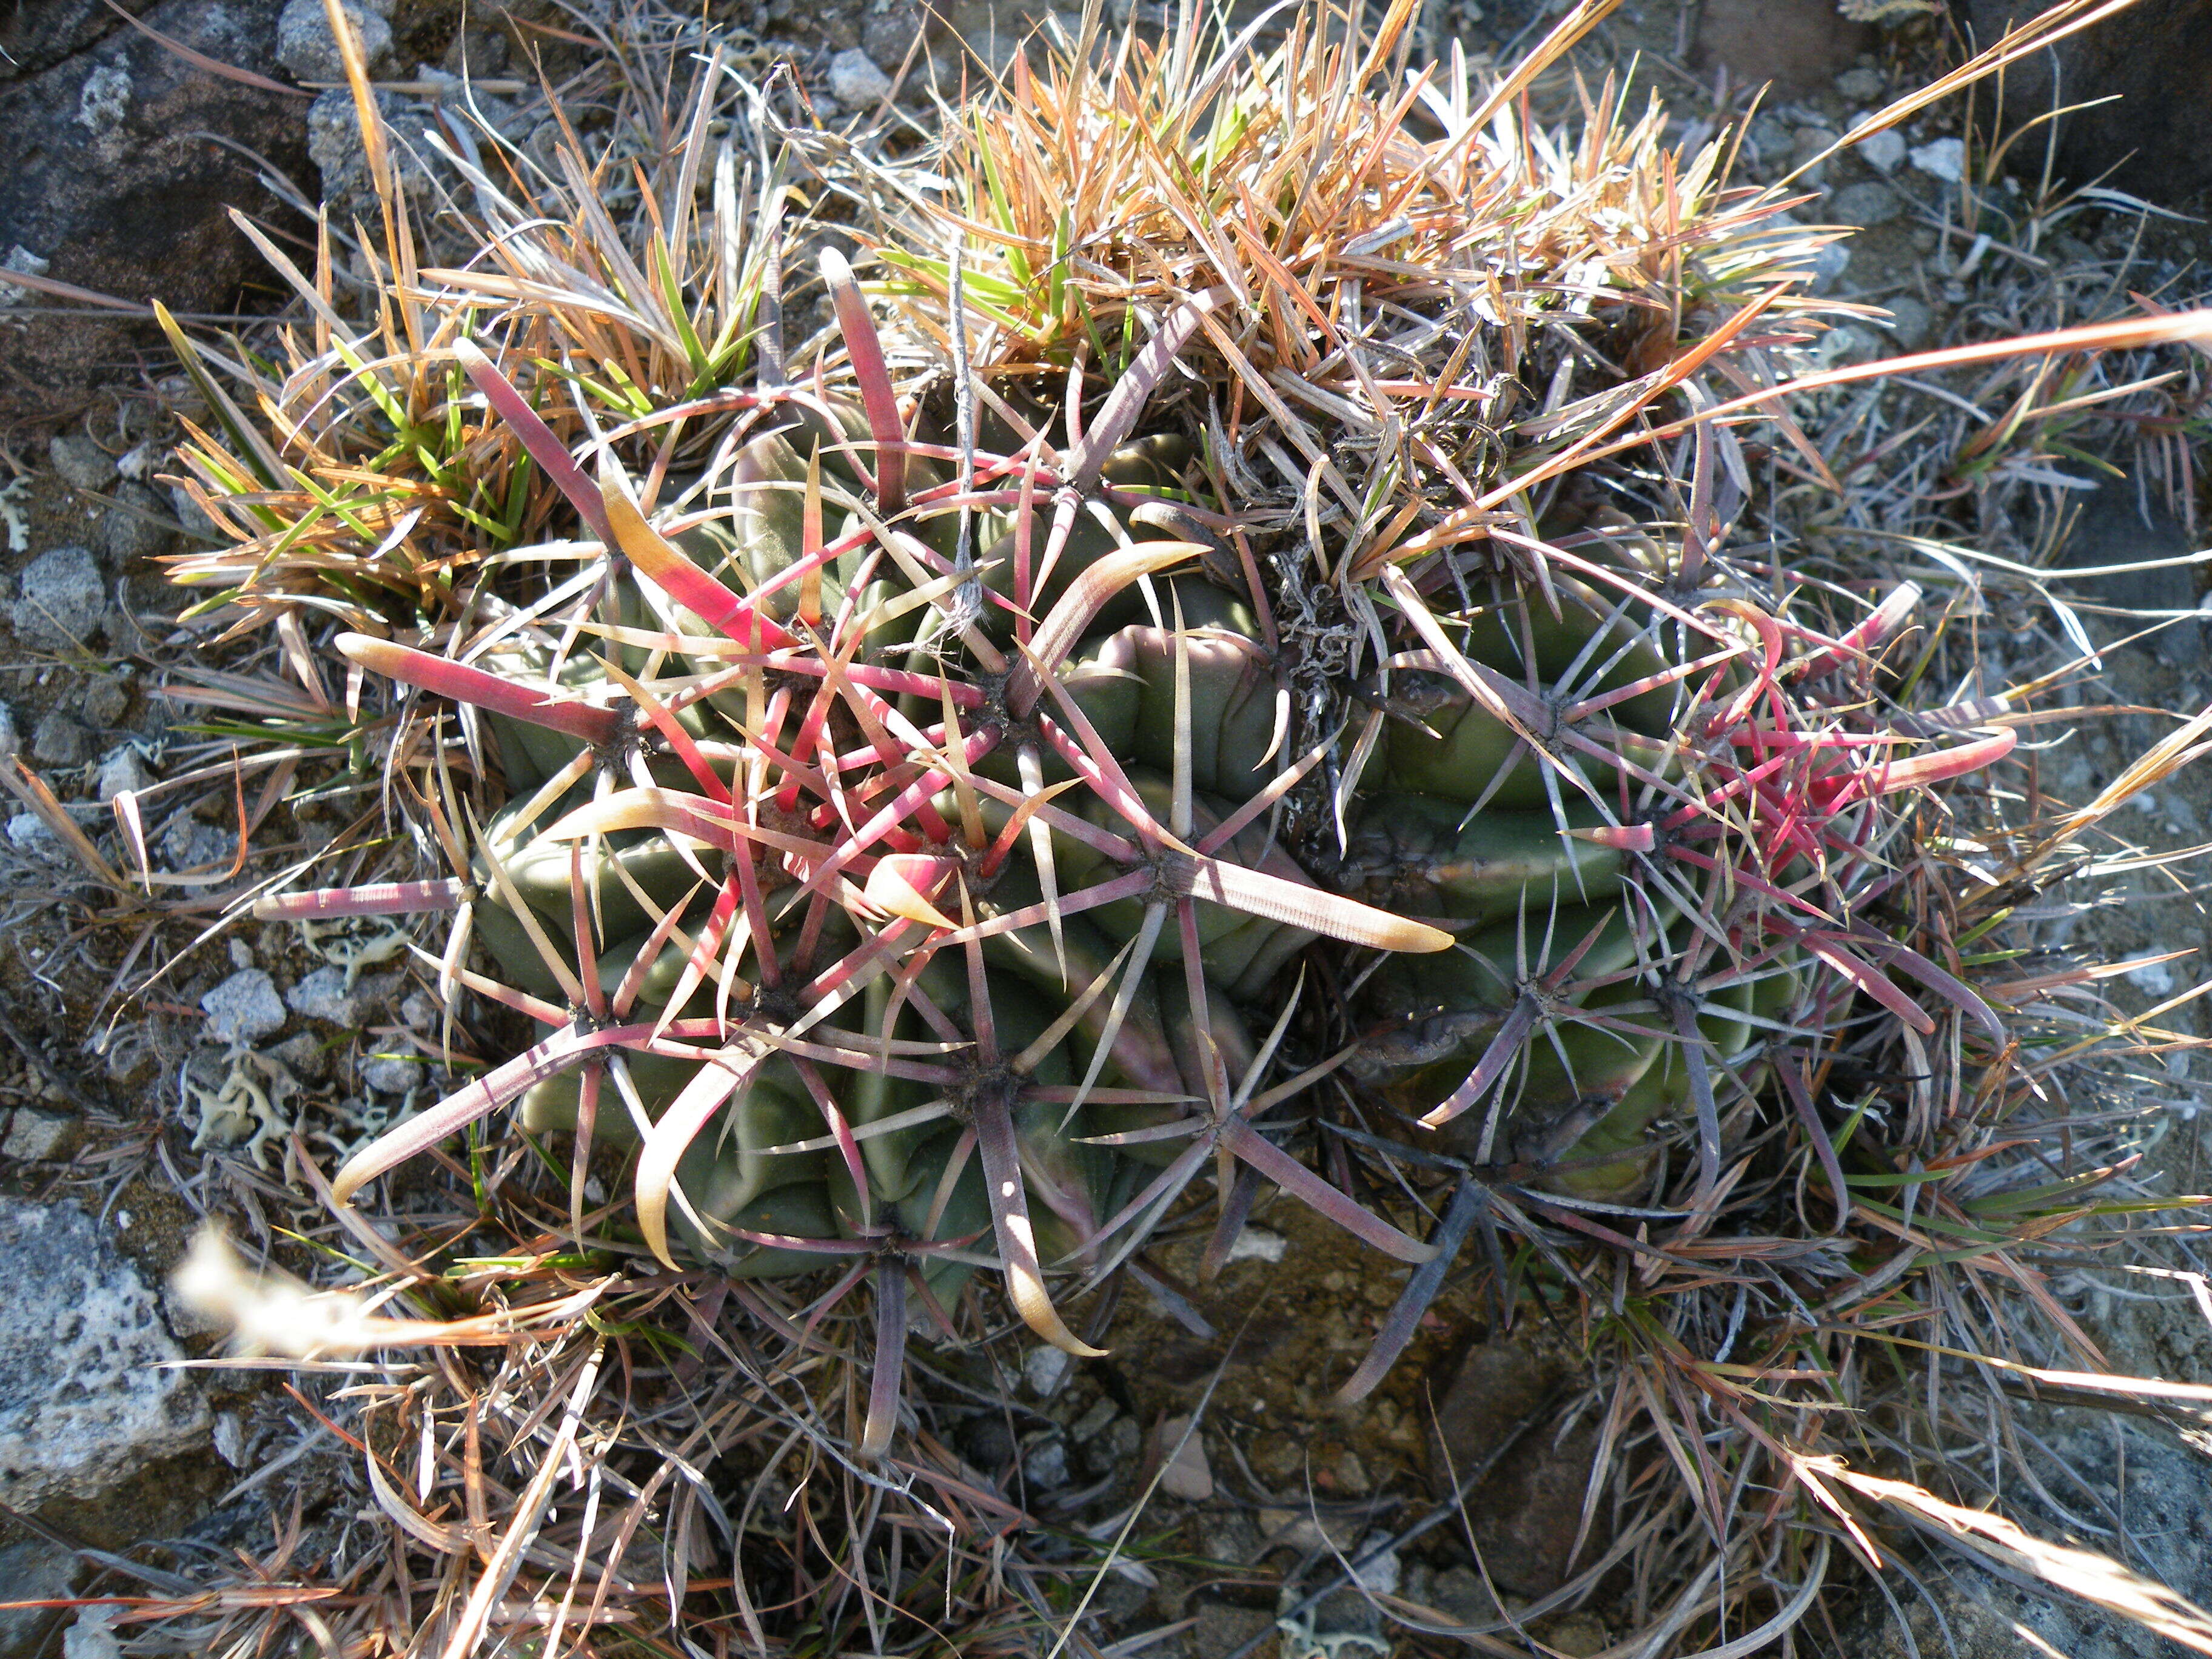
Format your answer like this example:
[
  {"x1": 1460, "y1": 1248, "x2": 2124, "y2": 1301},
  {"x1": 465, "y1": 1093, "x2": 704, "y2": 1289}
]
[
  {"x1": 1225, "y1": 1225, "x2": 1287, "y2": 1263},
  {"x1": 2, "y1": 1110, "x2": 70, "y2": 1161},
  {"x1": 13, "y1": 546, "x2": 107, "y2": 651},
  {"x1": 98, "y1": 481, "x2": 173, "y2": 565},
  {"x1": 1023, "y1": 1344, "x2": 1072, "y2": 1396},
  {"x1": 47, "y1": 434, "x2": 115, "y2": 490},
  {"x1": 361, "y1": 1054, "x2": 424, "y2": 1094},
  {"x1": 1910, "y1": 136, "x2": 1966, "y2": 184},
  {"x1": 1809, "y1": 240, "x2": 1851, "y2": 293},
  {"x1": 1827, "y1": 181, "x2": 1903, "y2": 227},
  {"x1": 1835, "y1": 66, "x2": 1887, "y2": 102},
  {"x1": 2123, "y1": 956, "x2": 2178, "y2": 996},
  {"x1": 201, "y1": 968, "x2": 287, "y2": 1045},
  {"x1": 826, "y1": 48, "x2": 893, "y2": 108},
  {"x1": 1854, "y1": 128, "x2": 1906, "y2": 173},
  {"x1": 93, "y1": 745, "x2": 152, "y2": 803},
  {"x1": 79, "y1": 675, "x2": 129, "y2": 728},
  {"x1": 5, "y1": 813, "x2": 64, "y2": 862},
  {"x1": 30, "y1": 713, "x2": 88, "y2": 767},
  {"x1": 1023, "y1": 1438, "x2": 1070, "y2": 1490},
  {"x1": 1882, "y1": 295, "x2": 1934, "y2": 351},
  {"x1": 286, "y1": 965, "x2": 365, "y2": 1027},
  {"x1": 1155, "y1": 1416, "x2": 1213, "y2": 1501},
  {"x1": 275, "y1": 0, "x2": 392, "y2": 81}
]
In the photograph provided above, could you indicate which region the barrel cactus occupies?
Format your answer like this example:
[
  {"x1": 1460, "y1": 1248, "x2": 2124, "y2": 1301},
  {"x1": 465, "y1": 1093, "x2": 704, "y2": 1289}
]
[{"x1": 221, "y1": 7, "x2": 2042, "y2": 1463}]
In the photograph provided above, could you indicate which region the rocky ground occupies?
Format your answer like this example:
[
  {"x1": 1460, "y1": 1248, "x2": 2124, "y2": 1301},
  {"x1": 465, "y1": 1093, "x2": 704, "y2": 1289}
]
[{"x1": 8, "y1": 1, "x2": 2212, "y2": 1655}]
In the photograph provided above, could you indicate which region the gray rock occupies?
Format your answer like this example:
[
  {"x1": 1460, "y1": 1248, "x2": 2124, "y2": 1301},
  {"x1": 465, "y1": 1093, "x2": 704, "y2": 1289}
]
[
  {"x1": 200, "y1": 968, "x2": 286, "y2": 1045},
  {"x1": 862, "y1": 0, "x2": 943, "y2": 72},
  {"x1": 14, "y1": 545, "x2": 107, "y2": 650},
  {"x1": 1023, "y1": 1344, "x2": 1071, "y2": 1396},
  {"x1": 360, "y1": 1054, "x2": 424, "y2": 1094},
  {"x1": 0, "y1": 1198, "x2": 210, "y2": 1508},
  {"x1": 274, "y1": 0, "x2": 392, "y2": 82},
  {"x1": 2059, "y1": 477, "x2": 2201, "y2": 663},
  {"x1": 1882, "y1": 294, "x2": 1934, "y2": 351},
  {"x1": 0, "y1": 0, "x2": 310, "y2": 430},
  {"x1": 31, "y1": 713, "x2": 88, "y2": 767},
  {"x1": 93, "y1": 745, "x2": 151, "y2": 802},
  {"x1": 827, "y1": 47, "x2": 893, "y2": 108},
  {"x1": 1854, "y1": 127, "x2": 1906, "y2": 173},
  {"x1": 306, "y1": 87, "x2": 435, "y2": 216},
  {"x1": 1809, "y1": 239, "x2": 1850, "y2": 293},
  {"x1": 285, "y1": 964, "x2": 364, "y2": 1027},
  {"x1": 1828, "y1": 181, "x2": 1903, "y2": 226},
  {"x1": 1022, "y1": 1436, "x2": 1069, "y2": 1490},
  {"x1": 159, "y1": 814, "x2": 232, "y2": 873},
  {"x1": 269, "y1": 1031, "x2": 330, "y2": 1082},
  {"x1": 0, "y1": 701, "x2": 20, "y2": 758},
  {"x1": 1956, "y1": 0, "x2": 2212, "y2": 209},
  {"x1": 168, "y1": 484, "x2": 223, "y2": 544},
  {"x1": 1835, "y1": 65, "x2": 1888, "y2": 102},
  {"x1": 2, "y1": 1110, "x2": 72, "y2": 1162},
  {"x1": 98, "y1": 480, "x2": 173, "y2": 565},
  {"x1": 5, "y1": 814, "x2": 64, "y2": 863},
  {"x1": 0, "y1": 1540, "x2": 75, "y2": 1659},
  {"x1": 80, "y1": 673, "x2": 129, "y2": 729},
  {"x1": 47, "y1": 433, "x2": 115, "y2": 489}
]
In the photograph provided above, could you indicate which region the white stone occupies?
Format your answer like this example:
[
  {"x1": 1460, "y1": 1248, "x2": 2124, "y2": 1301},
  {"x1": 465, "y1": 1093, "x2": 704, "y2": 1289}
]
[
  {"x1": 93, "y1": 745, "x2": 152, "y2": 804},
  {"x1": 827, "y1": 47, "x2": 893, "y2": 108},
  {"x1": 200, "y1": 969, "x2": 286, "y2": 1045},
  {"x1": 0, "y1": 1199, "x2": 209, "y2": 1508},
  {"x1": 1910, "y1": 136, "x2": 1966, "y2": 184},
  {"x1": 5, "y1": 813, "x2": 64, "y2": 863},
  {"x1": 2, "y1": 1111, "x2": 68, "y2": 1162},
  {"x1": 1023, "y1": 1437, "x2": 1069, "y2": 1490},
  {"x1": 75, "y1": 66, "x2": 131, "y2": 137},
  {"x1": 61, "y1": 1607, "x2": 119, "y2": 1659},
  {"x1": 1854, "y1": 129, "x2": 1906, "y2": 173},
  {"x1": 1022, "y1": 1344, "x2": 1072, "y2": 1396},
  {"x1": 2123, "y1": 955, "x2": 2178, "y2": 995},
  {"x1": 213, "y1": 1410, "x2": 246, "y2": 1467},
  {"x1": 1155, "y1": 1415, "x2": 1212, "y2": 1501},
  {"x1": 1225, "y1": 1225, "x2": 1287, "y2": 1264}
]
